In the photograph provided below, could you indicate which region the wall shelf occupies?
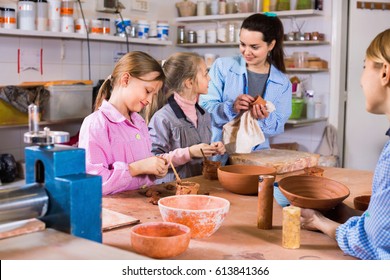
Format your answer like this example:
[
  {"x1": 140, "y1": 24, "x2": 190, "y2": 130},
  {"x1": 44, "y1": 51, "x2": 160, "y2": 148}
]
[
  {"x1": 175, "y1": 9, "x2": 323, "y2": 23},
  {"x1": 178, "y1": 42, "x2": 239, "y2": 48},
  {"x1": 287, "y1": 68, "x2": 328, "y2": 73},
  {"x1": 284, "y1": 40, "x2": 329, "y2": 46},
  {"x1": 286, "y1": 117, "x2": 328, "y2": 127},
  {"x1": 0, "y1": 29, "x2": 172, "y2": 46},
  {"x1": 0, "y1": 118, "x2": 84, "y2": 130}
]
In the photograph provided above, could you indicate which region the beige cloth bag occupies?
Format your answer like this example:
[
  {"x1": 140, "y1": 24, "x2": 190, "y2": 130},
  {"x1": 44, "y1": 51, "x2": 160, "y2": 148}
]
[{"x1": 223, "y1": 101, "x2": 275, "y2": 154}]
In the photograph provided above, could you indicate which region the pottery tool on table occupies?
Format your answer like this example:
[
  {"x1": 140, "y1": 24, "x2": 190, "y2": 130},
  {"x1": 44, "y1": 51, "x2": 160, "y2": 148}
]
[
  {"x1": 170, "y1": 160, "x2": 182, "y2": 184},
  {"x1": 0, "y1": 104, "x2": 102, "y2": 242},
  {"x1": 200, "y1": 148, "x2": 208, "y2": 162}
]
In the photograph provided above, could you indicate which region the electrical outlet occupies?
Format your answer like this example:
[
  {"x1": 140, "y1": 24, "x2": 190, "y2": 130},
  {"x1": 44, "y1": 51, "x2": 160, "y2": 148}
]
[{"x1": 132, "y1": 0, "x2": 149, "y2": 12}]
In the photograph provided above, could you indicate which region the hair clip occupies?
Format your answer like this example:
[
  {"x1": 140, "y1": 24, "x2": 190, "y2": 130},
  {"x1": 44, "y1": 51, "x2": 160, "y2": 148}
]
[{"x1": 264, "y1": 12, "x2": 277, "y2": 17}]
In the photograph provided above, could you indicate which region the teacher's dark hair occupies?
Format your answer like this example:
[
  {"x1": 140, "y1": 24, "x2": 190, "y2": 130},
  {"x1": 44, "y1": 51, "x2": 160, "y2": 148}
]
[{"x1": 241, "y1": 13, "x2": 286, "y2": 73}]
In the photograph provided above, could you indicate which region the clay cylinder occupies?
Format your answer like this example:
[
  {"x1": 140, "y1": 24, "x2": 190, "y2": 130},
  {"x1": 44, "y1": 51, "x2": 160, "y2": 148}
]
[
  {"x1": 282, "y1": 205, "x2": 301, "y2": 249},
  {"x1": 257, "y1": 175, "x2": 275, "y2": 229}
]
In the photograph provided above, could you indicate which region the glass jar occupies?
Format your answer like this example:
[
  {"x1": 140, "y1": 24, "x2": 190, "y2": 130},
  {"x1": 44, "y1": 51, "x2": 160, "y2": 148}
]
[{"x1": 177, "y1": 25, "x2": 186, "y2": 44}]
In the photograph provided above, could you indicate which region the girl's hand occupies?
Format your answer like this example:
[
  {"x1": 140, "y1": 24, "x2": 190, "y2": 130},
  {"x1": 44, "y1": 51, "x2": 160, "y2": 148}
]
[
  {"x1": 129, "y1": 156, "x2": 168, "y2": 177},
  {"x1": 233, "y1": 94, "x2": 255, "y2": 113},
  {"x1": 189, "y1": 143, "x2": 217, "y2": 158},
  {"x1": 211, "y1": 141, "x2": 226, "y2": 155}
]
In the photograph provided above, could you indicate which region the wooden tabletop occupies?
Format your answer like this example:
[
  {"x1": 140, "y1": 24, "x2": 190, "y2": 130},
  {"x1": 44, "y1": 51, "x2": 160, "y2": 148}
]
[{"x1": 103, "y1": 167, "x2": 373, "y2": 260}]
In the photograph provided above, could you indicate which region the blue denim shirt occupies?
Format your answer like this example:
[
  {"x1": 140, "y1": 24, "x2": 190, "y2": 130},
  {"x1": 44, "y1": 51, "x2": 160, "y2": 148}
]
[
  {"x1": 199, "y1": 55, "x2": 292, "y2": 157},
  {"x1": 336, "y1": 131, "x2": 390, "y2": 259}
]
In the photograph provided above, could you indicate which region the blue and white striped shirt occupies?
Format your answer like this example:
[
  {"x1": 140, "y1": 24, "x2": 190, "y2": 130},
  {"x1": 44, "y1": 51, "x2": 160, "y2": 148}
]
[
  {"x1": 199, "y1": 56, "x2": 292, "y2": 156},
  {"x1": 336, "y1": 130, "x2": 390, "y2": 259}
]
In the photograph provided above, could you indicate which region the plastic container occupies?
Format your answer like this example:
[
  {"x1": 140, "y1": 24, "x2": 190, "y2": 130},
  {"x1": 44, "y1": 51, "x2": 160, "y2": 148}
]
[
  {"x1": 18, "y1": 0, "x2": 37, "y2": 30},
  {"x1": 60, "y1": 0, "x2": 74, "y2": 17},
  {"x1": 47, "y1": 0, "x2": 61, "y2": 32},
  {"x1": 61, "y1": 15, "x2": 74, "y2": 33},
  {"x1": 0, "y1": 99, "x2": 28, "y2": 125},
  {"x1": 98, "y1": 18, "x2": 110, "y2": 35},
  {"x1": 115, "y1": 18, "x2": 131, "y2": 35},
  {"x1": 74, "y1": 18, "x2": 88, "y2": 34},
  {"x1": 137, "y1": 20, "x2": 149, "y2": 39},
  {"x1": 36, "y1": 0, "x2": 48, "y2": 31},
  {"x1": 306, "y1": 90, "x2": 315, "y2": 119},
  {"x1": 157, "y1": 21, "x2": 169, "y2": 41},
  {"x1": 90, "y1": 19, "x2": 102, "y2": 34},
  {"x1": 2, "y1": 8, "x2": 17, "y2": 29},
  {"x1": 42, "y1": 84, "x2": 93, "y2": 121},
  {"x1": 290, "y1": 98, "x2": 304, "y2": 119}
]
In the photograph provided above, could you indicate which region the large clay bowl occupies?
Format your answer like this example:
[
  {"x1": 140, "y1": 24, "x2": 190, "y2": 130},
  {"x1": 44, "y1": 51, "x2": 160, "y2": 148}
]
[
  {"x1": 158, "y1": 195, "x2": 230, "y2": 239},
  {"x1": 353, "y1": 195, "x2": 371, "y2": 211},
  {"x1": 130, "y1": 222, "x2": 190, "y2": 259},
  {"x1": 278, "y1": 175, "x2": 350, "y2": 210},
  {"x1": 217, "y1": 165, "x2": 276, "y2": 195}
]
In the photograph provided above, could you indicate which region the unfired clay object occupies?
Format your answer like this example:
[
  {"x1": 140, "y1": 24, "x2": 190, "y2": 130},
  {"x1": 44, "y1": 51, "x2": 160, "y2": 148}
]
[
  {"x1": 158, "y1": 195, "x2": 230, "y2": 239},
  {"x1": 251, "y1": 95, "x2": 266, "y2": 106},
  {"x1": 217, "y1": 164, "x2": 276, "y2": 195},
  {"x1": 175, "y1": 181, "x2": 200, "y2": 195},
  {"x1": 278, "y1": 175, "x2": 350, "y2": 210},
  {"x1": 353, "y1": 195, "x2": 371, "y2": 211},
  {"x1": 202, "y1": 160, "x2": 221, "y2": 180},
  {"x1": 130, "y1": 222, "x2": 190, "y2": 259},
  {"x1": 303, "y1": 166, "x2": 324, "y2": 176}
]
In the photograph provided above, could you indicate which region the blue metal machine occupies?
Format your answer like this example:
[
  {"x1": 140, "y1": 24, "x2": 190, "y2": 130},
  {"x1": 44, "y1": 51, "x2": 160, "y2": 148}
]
[{"x1": 0, "y1": 105, "x2": 102, "y2": 242}]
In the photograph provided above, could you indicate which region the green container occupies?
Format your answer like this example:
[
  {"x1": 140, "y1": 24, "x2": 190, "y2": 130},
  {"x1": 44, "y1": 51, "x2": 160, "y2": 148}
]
[{"x1": 290, "y1": 98, "x2": 305, "y2": 119}]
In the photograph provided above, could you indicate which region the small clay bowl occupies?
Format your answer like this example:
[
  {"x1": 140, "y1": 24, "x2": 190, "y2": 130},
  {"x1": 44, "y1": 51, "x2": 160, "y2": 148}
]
[
  {"x1": 202, "y1": 160, "x2": 221, "y2": 180},
  {"x1": 303, "y1": 166, "x2": 324, "y2": 177},
  {"x1": 353, "y1": 195, "x2": 371, "y2": 211},
  {"x1": 218, "y1": 164, "x2": 276, "y2": 195},
  {"x1": 175, "y1": 181, "x2": 200, "y2": 195},
  {"x1": 130, "y1": 222, "x2": 191, "y2": 259},
  {"x1": 158, "y1": 195, "x2": 230, "y2": 239},
  {"x1": 278, "y1": 175, "x2": 350, "y2": 210}
]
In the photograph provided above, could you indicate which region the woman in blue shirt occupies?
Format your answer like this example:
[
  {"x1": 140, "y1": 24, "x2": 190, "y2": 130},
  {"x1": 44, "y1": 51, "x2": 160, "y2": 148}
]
[
  {"x1": 300, "y1": 29, "x2": 390, "y2": 260},
  {"x1": 199, "y1": 13, "x2": 292, "y2": 163}
]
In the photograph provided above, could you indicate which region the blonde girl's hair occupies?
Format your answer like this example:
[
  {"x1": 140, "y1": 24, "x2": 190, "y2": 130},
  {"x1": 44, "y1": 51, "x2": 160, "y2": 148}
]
[
  {"x1": 94, "y1": 51, "x2": 165, "y2": 111},
  {"x1": 144, "y1": 52, "x2": 204, "y2": 123},
  {"x1": 366, "y1": 28, "x2": 390, "y2": 67}
]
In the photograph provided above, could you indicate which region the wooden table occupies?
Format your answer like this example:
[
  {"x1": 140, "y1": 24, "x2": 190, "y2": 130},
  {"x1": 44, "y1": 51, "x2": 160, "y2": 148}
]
[{"x1": 103, "y1": 167, "x2": 373, "y2": 260}]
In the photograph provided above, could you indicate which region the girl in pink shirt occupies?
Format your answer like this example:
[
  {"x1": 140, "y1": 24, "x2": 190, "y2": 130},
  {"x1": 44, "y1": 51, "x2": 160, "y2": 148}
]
[{"x1": 79, "y1": 51, "x2": 168, "y2": 195}]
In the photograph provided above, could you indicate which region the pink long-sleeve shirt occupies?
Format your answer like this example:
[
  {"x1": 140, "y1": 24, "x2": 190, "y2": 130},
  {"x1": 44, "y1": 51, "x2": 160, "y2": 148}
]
[{"x1": 78, "y1": 100, "x2": 155, "y2": 195}]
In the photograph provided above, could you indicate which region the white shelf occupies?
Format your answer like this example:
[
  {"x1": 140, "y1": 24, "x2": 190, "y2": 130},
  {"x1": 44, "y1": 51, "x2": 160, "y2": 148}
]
[
  {"x1": 0, "y1": 118, "x2": 84, "y2": 130},
  {"x1": 284, "y1": 40, "x2": 329, "y2": 46},
  {"x1": 286, "y1": 117, "x2": 327, "y2": 127},
  {"x1": 176, "y1": 9, "x2": 323, "y2": 23},
  {"x1": 178, "y1": 42, "x2": 239, "y2": 48},
  {"x1": 0, "y1": 29, "x2": 172, "y2": 46},
  {"x1": 287, "y1": 68, "x2": 328, "y2": 73}
]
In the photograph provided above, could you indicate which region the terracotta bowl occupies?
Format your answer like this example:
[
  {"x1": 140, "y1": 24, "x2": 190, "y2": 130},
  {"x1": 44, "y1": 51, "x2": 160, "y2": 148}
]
[
  {"x1": 353, "y1": 195, "x2": 371, "y2": 211},
  {"x1": 278, "y1": 175, "x2": 350, "y2": 210},
  {"x1": 130, "y1": 222, "x2": 190, "y2": 259},
  {"x1": 158, "y1": 195, "x2": 230, "y2": 239},
  {"x1": 217, "y1": 165, "x2": 277, "y2": 195}
]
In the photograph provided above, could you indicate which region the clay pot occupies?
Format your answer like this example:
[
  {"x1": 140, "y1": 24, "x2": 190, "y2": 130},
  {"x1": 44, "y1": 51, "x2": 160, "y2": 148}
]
[
  {"x1": 303, "y1": 166, "x2": 324, "y2": 177},
  {"x1": 130, "y1": 222, "x2": 191, "y2": 259},
  {"x1": 353, "y1": 195, "x2": 371, "y2": 211},
  {"x1": 175, "y1": 181, "x2": 199, "y2": 195},
  {"x1": 202, "y1": 160, "x2": 221, "y2": 180},
  {"x1": 158, "y1": 195, "x2": 230, "y2": 239},
  {"x1": 278, "y1": 175, "x2": 350, "y2": 210},
  {"x1": 217, "y1": 164, "x2": 276, "y2": 195}
]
